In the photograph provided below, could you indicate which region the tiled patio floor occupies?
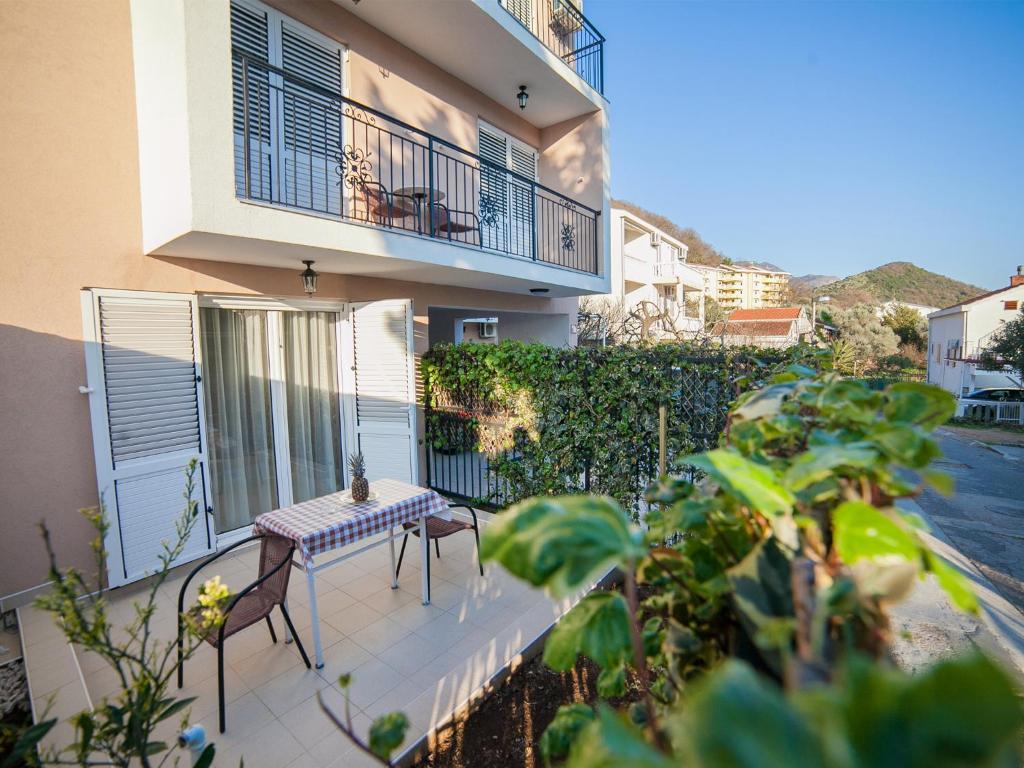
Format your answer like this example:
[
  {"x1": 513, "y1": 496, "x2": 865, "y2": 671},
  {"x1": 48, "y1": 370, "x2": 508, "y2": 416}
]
[{"x1": 21, "y1": 511, "x2": 575, "y2": 767}]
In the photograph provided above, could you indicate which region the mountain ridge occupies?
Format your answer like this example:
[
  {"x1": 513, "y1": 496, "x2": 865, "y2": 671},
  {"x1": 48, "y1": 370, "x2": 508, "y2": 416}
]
[{"x1": 814, "y1": 262, "x2": 984, "y2": 309}]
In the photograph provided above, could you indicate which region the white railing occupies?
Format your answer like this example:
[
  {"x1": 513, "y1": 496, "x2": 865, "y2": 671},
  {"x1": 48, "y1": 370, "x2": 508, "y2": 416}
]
[{"x1": 958, "y1": 399, "x2": 1024, "y2": 424}]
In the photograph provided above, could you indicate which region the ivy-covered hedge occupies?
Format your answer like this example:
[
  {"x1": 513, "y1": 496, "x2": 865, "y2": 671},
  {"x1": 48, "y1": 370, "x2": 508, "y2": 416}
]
[{"x1": 421, "y1": 341, "x2": 791, "y2": 512}]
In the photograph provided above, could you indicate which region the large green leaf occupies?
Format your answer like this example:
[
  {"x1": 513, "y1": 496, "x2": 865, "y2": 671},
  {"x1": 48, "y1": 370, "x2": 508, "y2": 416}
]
[
  {"x1": 368, "y1": 712, "x2": 409, "y2": 761},
  {"x1": 923, "y1": 550, "x2": 979, "y2": 614},
  {"x1": 727, "y1": 537, "x2": 794, "y2": 673},
  {"x1": 833, "y1": 502, "x2": 918, "y2": 563},
  {"x1": 673, "y1": 661, "x2": 828, "y2": 768},
  {"x1": 543, "y1": 592, "x2": 633, "y2": 673},
  {"x1": 732, "y1": 381, "x2": 796, "y2": 423},
  {"x1": 540, "y1": 704, "x2": 596, "y2": 765},
  {"x1": 566, "y1": 707, "x2": 673, "y2": 768},
  {"x1": 840, "y1": 651, "x2": 1022, "y2": 768},
  {"x1": 884, "y1": 383, "x2": 956, "y2": 429},
  {"x1": 685, "y1": 450, "x2": 795, "y2": 515},
  {"x1": 480, "y1": 495, "x2": 645, "y2": 597},
  {"x1": 784, "y1": 443, "x2": 878, "y2": 491}
]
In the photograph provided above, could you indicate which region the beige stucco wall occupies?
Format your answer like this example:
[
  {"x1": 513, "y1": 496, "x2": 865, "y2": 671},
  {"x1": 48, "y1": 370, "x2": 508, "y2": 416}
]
[{"x1": 0, "y1": 0, "x2": 587, "y2": 601}]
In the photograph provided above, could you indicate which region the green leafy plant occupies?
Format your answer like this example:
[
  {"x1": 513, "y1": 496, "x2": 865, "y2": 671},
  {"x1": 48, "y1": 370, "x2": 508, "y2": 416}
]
[
  {"x1": 318, "y1": 674, "x2": 409, "y2": 766},
  {"x1": 14, "y1": 461, "x2": 227, "y2": 768},
  {"x1": 422, "y1": 341, "x2": 792, "y2": 513},
  {"x1": 480, "y1": 359, "x2": 1022, "y2": 763}
]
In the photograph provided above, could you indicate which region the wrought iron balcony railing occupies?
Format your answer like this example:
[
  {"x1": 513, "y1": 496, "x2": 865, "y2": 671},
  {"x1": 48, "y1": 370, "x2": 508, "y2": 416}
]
[
  {"x1": 233, "y1": 53, "x2": 600, "y2": 276},
  {"x1": 499, "y1": 0, "x2": 605, "y2": 93}
]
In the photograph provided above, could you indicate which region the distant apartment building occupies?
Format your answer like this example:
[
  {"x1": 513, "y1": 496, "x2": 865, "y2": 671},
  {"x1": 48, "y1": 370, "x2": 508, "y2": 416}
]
[
  {"x1": 690, "y1": 263, "x2": 790, "y2": 310},
  {"x1": 588, "y1": 207, "x2": 707, "y2": 339},
  {"x1": 0, "y1": 0, "x2": 610, "y2": 598},
  {"x1": 927, "y1": 268, "x2": 1024, "y2": 396}
]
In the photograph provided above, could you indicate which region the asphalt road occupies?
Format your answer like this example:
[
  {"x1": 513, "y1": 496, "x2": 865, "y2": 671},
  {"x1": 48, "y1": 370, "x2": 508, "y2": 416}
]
[{"x1": 917, "y1": 428, "x2": 1024, "y2": 617}]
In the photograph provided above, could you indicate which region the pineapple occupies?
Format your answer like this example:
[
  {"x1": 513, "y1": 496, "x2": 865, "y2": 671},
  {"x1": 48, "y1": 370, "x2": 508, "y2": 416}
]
[{"x1": 349, "y1": 452, "x2": 369, "y2": 502}]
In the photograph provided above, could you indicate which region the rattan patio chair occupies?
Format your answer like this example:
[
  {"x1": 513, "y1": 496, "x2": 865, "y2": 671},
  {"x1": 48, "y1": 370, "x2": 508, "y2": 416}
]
[
  {"x1": 430, "y1": 202, "x2": 481, "y2": 244},
  {"x1": 176, "y1": 534, "x2": 310, "y2": 733},
  {"x1": 394, "y1": 503, "x2": 484, "y2": 595},
  {"x1": 357, "y1": 180, "x2": 417, "y2": 226}
]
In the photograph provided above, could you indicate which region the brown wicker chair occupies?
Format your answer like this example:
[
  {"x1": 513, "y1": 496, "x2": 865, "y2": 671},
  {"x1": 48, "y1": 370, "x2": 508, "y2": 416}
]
[
  {"x1": 357, "y1": 180, "x2": 417, "y2": 226},
  {"x1": 176, "y1": 535, "x2": 310, "y2": 733},
  {"x1": 430, "y1": 202, "x2": 481, "y2": 244},
  {"x1": 395, "y1": 503, "x2": 483, "y2": 598}
]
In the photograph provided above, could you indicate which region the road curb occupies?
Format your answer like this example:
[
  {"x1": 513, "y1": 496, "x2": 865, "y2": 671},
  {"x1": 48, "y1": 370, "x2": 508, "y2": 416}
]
[{"x1": 893, "y1": 498, "x2": 1024, "y2": 681}]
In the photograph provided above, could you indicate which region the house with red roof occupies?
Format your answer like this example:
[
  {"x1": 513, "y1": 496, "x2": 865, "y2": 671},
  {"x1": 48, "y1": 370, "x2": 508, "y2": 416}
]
[{"x1": 711, "y1": 307, "x2": 812, "y2": 349}]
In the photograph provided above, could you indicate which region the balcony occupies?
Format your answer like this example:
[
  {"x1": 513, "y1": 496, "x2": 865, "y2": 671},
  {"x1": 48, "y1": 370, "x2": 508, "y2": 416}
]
[
  {"x1": 652, "y1": 261, "x2": 704, "y2": 290},
  {"x1": 339, "y1": 0, "x2": 605, "y2": 127},
  {"x1": 235, "y1": 54, "x2": 599, "y2": 276},
  {"x1": 498, "y1": 0, "x2": 605, "y2": 93}
]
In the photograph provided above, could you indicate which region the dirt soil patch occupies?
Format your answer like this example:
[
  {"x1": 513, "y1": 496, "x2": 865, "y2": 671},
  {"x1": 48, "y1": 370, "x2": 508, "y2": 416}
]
[{"x1": 412, "y1": 653, "x2": 641, "y2": 768}]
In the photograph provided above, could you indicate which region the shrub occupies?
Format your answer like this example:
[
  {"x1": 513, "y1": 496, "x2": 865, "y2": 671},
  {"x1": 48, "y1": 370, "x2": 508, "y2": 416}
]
[
  {"x1": 479, "y1": 355, "x2": 1022, "y2": 764},
  {"x1": 422, "y1": 341, "x2": 793, "y2": 513}
]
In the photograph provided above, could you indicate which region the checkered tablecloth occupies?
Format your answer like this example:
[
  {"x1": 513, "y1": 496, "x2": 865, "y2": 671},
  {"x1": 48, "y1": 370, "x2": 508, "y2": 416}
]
[{"x1": 253, "y1": 478, "x2": 449, "y2": 568}]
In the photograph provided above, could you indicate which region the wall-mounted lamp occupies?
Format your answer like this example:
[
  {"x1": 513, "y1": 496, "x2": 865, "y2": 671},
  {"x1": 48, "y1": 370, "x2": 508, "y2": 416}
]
[
  {"x1": 300, "y1": 260, "x2": 319, "y2": 296},
  {"x1": 517, "y1": 85, "x2": 529, "y2": 110}
]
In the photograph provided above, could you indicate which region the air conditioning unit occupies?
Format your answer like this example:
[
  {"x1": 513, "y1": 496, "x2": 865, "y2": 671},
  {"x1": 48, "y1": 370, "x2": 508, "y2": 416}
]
[
  {"x1": 479, "y1": 321, "x2": 498, "y2": 339},
  {"x1": 650, "y1": 231, "x2": 661, "y2": 248},
  {"x1": 550, "y1": 0, "x2": 583, "y2": 36}
]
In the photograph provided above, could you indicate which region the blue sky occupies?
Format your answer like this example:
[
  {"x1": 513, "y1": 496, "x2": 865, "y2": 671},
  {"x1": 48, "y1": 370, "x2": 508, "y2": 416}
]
[{"x1": 584, "y1": 0, "x2": 1024, "y2": 289}]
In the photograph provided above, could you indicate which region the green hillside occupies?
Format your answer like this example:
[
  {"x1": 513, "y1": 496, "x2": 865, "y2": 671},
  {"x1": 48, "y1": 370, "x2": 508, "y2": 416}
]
[{"x1": 820, "y1": 262, "x2": 984, "y2": 309}]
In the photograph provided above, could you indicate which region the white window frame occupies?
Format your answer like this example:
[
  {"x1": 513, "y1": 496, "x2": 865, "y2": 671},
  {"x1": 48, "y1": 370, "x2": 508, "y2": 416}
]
[
  {"x1": 231, "y1": 0, "x2": 350, "y2": 206},
  {"x1": 197, "y1": 294, "x2": 350, "y2": 545},
  {"x1": 478, "y1": 119, "x2": 540, "y2": 181}
]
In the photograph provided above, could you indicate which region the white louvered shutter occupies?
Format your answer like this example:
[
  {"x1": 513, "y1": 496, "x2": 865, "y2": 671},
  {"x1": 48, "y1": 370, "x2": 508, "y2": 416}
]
[
  {"x1": 478, "y1": 124, "x2": 538, "y2": 259},
  {"x1": 343, "y1": 300, "x2": 417, "y2": 484},
  {"x1": 279, "y1": 20, "x2": 343, "y2": 215},
  {"x1": 503, "y1": 0, "x2": 533, "y2": 27},
  {"x1": 478, "y1": 125, "x2": 509, "y2": 253},
  {"x1": 230, "y1": 0, "x2": 273, "y2": 200},
  {"x1": 82, "y1": 291, "x2": 215, "y2": 587},
  {"x1": 508, "y1": 142, "x2": 537, "y2": 258}
]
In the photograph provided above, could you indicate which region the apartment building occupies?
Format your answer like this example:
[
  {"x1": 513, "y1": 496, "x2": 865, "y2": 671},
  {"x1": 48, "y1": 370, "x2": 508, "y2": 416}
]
[
  {"x1": 927, "y1": 268, "x2": 1024, "y2": 397},
  {"x1": 0, "y1": 0, "x2": 609, "y2": 598},
  {"x1": 591, "y1": 207, "x2": 706, "y2": 339},
  {"x1": 691, "y1": 263, "x2": 790, "y2": 311}
]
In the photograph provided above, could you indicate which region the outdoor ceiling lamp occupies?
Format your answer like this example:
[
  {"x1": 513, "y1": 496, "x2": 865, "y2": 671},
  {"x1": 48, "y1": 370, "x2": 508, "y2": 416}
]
[
  {"x1": 517, "y1": 85, "x2": 529, "y2": 110},
  {"x1": 300, "y1": 260, "x2": 319, "y2": 295}
]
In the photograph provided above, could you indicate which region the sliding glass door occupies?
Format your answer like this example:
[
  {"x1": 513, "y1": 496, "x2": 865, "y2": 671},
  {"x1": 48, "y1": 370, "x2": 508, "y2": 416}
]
[
  {"x1": 282, "y1": 311, "x2": 344, "y2": 503},
  {"x1": 200, "y1": 305, "x2": 345, "y2": 535}
]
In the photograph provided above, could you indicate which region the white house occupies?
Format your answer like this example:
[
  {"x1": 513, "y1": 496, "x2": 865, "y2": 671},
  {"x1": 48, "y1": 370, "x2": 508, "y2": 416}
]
[
  {"x1": 927, "y1": 267, "x2": 1024, "y2": 396},
  {"x1": 591, "y1": 207, "x2": 707, "y2": 339},
  {"x1": 876, "y1": 300, "x2": 940, "y2": 319}
]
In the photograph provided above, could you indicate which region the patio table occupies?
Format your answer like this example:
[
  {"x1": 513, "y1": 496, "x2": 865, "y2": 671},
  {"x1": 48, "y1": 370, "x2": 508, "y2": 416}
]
[{"x1": 253, "y1": 478, "x2": 449, "y2": 668}]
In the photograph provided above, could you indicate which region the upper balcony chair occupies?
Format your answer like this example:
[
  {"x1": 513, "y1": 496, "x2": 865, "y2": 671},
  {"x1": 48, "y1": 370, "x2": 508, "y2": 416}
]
[
  {"x1": 355, "y1": 180, "x2": 417, "y2": 228},
  {"x1": 430, "y1": 202, "x2": 482, "y2": 245},
  {"x1": 176, "y1": 534, "x2": 310, "y2": 734},
  {"x1": 394, "y1": 503, "x2": 484, "y2": 596}
]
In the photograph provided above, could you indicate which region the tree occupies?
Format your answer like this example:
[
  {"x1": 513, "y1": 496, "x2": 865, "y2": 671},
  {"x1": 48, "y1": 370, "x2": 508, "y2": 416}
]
[
  {"x1": 882, "y1": 303, "x2": 928, "y2": 353},
  {"x1": 9, "y1": 462, "x2": 227, "y2": 768},
  {"x1": 831, "y1": 305, "x2": 900, "y2": 375},
  {"x1": 702, "y1": 296, "x2": 727, "y2": 330},
  {"x1": 983, "y1": 308, "x2": 1024, "y2": 377}
]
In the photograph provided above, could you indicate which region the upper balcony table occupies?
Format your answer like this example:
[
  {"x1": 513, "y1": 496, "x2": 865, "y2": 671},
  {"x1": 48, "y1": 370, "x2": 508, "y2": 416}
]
[
  {"x1": 395, "y1": 186, "x2": 445, "y2": 235},
  {"x1": 253, "y1": 478, "x2": 449, "y2": 668}
]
